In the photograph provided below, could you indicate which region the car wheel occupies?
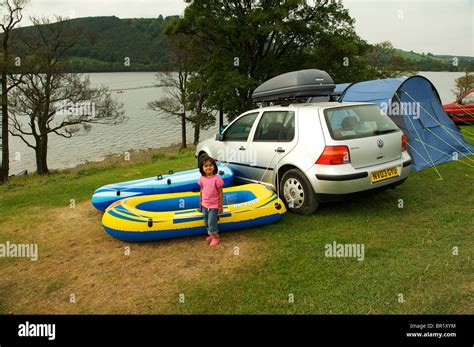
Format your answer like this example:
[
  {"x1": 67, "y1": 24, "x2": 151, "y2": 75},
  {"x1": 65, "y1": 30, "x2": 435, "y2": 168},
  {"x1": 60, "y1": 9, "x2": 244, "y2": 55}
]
[{"x1": 280, "y1": 169, "x2": 319, "y2": 215}]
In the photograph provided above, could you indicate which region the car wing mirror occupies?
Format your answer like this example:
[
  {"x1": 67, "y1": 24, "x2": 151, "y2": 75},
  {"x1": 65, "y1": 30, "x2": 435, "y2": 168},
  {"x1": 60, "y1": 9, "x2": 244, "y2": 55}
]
[{"x1": 215, "y1": 133, "x2": 223, "y2": 141}]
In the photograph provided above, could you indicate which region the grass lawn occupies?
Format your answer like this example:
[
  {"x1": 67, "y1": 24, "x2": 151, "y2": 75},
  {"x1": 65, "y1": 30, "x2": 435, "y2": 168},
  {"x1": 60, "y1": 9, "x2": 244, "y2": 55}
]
[{"x1": 0, "y1": 129, "x2": 473, "y2": 314}]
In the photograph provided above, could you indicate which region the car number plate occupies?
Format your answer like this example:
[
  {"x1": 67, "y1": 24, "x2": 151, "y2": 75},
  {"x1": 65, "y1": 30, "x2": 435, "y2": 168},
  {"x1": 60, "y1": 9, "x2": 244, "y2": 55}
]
[{"x1": 371, "y1": 167, "x2": 399, "y2": 183}]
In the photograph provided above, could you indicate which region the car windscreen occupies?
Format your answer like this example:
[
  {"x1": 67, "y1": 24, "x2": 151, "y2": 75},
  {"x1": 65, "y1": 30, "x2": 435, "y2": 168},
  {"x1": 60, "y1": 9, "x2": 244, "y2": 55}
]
[{"x1": 324, "y1": 105, "x2": 399, "y2": 140}]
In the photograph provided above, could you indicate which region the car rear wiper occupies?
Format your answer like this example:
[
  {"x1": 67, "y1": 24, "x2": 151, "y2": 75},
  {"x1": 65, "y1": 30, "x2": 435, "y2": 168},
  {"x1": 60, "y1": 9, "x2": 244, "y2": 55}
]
[{"x1": 374, "y1": 129, "x2": 397, "y2": 135}]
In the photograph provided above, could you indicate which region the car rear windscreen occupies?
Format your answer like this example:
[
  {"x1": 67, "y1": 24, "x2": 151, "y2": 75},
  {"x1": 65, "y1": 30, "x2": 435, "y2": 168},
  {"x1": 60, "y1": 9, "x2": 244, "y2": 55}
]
[{"x1": 324, "y1": 105, "x2": 399, "y2": 140}]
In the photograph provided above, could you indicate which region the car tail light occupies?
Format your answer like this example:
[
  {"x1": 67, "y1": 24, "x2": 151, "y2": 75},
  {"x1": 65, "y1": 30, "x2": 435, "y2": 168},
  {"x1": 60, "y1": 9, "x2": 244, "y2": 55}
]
[
  {"x1": 316, "y1": 146, "x2": 350, "y2": 165},
  {"x1": 401, "y1": 134, "x2": 407, "y2": 152}
]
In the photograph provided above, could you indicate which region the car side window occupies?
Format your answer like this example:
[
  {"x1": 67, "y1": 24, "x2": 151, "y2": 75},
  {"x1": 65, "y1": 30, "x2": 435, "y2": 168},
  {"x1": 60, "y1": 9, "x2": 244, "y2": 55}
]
[
  {"x1": 461, "y1": 91, "x2": 474, "y2": 105},
  {"x1": 253, "y1": 111, "x2": 295, "y2": 142},
  {"x1": 223, "y1": 112, "x2": 258, "y2": 141}
]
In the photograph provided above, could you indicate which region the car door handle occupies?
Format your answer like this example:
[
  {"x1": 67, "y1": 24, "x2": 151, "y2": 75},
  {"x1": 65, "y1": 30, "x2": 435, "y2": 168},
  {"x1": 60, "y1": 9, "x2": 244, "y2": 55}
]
[
  {"x1": 239, "y1": 146, "x2": 246, "y2": 151},
  {"x1": 275, "y1": 147, "x2": 285, "y2": 153}
]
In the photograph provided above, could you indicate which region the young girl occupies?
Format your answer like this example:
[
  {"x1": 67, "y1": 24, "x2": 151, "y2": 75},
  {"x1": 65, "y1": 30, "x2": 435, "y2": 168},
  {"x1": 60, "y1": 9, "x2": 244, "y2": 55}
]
[{"x1": 198, "y1": 156, "x2": 224, "y2": 247}]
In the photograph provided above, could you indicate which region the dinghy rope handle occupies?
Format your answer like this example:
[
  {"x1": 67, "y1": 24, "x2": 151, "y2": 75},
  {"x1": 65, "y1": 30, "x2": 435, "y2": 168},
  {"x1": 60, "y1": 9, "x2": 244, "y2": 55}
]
[
  {"x1": 137, "y1": 202, "x2": 283, "y2": 226},
  {"x1": 274, "y1": 148, "x2": 282, "y2": 210},
  {"x1": 157, "y1": 170, "x2": 174, "y2": 182}
]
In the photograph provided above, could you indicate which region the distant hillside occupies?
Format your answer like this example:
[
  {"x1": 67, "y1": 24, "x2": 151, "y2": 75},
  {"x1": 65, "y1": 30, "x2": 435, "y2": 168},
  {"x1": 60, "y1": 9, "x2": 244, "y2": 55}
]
[
  {"x1": 6, "y1": 16, "x2": 473, "y2": 73},
  {"x1": 10, "y1": 16, "x2": 179, "y2": 72},
  {"x1": 435, "y1": 54, "x2": 474, "y2": 62},
  {"x1": 395, "y1": 49, "x2": 474, "y2": 71}
]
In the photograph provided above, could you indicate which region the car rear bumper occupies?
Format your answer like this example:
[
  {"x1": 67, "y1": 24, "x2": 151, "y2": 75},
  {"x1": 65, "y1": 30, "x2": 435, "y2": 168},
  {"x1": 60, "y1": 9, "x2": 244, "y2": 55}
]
[
  {"x1": 307, "y1": 152, "x2": 412, "y2": 195},
  {"x1": 317, "y1": 178, "x2": 407, "y2": 202}
]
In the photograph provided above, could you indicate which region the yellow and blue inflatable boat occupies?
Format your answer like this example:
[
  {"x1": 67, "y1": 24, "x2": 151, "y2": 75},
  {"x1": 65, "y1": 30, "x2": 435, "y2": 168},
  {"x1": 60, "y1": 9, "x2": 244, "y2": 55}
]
[{"x1": 102, "y1": 184, "x2": 286, "y2": 241}]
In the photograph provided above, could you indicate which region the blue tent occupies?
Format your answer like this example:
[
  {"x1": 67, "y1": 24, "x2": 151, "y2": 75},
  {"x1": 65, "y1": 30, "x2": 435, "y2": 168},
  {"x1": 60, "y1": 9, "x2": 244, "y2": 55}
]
[
  {"x1": 333, "y1": 83, "x2": 351, "y2": 97},
  {"x1": 336, "y1": 76, "x2": 474, "y2": 171}
]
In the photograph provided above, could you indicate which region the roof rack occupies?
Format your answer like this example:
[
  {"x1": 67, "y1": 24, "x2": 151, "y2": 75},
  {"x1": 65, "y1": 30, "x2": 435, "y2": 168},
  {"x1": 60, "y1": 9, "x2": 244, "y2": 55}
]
[{"x1": 252, "y1": 69, "x2": 335, "y2": 105}]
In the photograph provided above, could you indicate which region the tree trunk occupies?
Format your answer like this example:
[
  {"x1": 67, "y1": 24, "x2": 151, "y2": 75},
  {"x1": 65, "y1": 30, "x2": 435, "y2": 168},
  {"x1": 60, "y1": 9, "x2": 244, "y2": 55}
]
[
  {"x1": 1, "y1": 33, "x2": 10, "y2": 183},
  {"x1": 1, "y1": 76, "x2": 9, "y2": 183},
  {"x1": 181, "y1": 112, "x2": 187, "y2": 149},
  {"x1": 193, "y1": 124, "x2": 200, "y2": 145},
  {"x1": 35, "y1": 135, "x2": 49, "y2": 175},
  {"x1": 219, "y1": 104, "x2": 224, "y2": 131}
]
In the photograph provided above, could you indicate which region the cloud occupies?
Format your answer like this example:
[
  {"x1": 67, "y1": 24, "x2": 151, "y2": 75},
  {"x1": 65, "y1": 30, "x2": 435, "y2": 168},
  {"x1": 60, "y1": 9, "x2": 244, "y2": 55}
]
[
  {"x1": 345, "y1": 0, "x2": 474, "y2": 56},
  {"x1": 23, "y1": 0, "x2": 186, "y2": 22}
]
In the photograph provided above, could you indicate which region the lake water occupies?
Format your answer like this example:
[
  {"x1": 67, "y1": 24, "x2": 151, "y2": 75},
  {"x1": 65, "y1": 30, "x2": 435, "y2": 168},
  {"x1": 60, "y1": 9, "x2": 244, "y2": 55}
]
[
  {"x1": 8, "y1": 72, "x2": 221, "y2": 174},
  {"x1": 7, "y1": 71, "x2": 466, "y2": 174}
]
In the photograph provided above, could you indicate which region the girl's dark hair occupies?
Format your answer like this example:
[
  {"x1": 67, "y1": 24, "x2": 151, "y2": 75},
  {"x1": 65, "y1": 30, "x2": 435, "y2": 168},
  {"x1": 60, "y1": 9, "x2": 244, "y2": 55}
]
[{"x1": 199, "y1": 156, "x2": 218, "y2": 176}]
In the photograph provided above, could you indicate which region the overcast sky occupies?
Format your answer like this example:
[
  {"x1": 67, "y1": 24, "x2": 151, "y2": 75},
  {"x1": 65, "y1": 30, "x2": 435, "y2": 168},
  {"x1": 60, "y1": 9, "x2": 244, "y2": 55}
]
[{"x1": 21, "y1": 0, "x2": 474, "y2": 56}]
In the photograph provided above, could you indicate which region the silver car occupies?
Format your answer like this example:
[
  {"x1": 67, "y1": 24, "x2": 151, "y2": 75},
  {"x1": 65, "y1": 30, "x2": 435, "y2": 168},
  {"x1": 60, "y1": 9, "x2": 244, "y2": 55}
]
[{"x1": 196, "y1": 102, "x2": 411, "y2": 215}]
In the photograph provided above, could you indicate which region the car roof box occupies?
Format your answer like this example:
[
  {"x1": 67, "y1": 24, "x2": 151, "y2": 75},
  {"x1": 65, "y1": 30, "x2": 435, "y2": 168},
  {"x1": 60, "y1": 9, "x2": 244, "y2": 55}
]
[{"x1": 252, "y1": 69, "x2": 335, "y2": 103}]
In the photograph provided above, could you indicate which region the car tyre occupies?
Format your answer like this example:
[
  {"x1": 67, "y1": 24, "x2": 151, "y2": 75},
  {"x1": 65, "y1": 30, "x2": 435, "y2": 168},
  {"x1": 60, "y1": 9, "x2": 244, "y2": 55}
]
[{"x1": 280, "y1": 169, "x2": 319, "y2": 215}]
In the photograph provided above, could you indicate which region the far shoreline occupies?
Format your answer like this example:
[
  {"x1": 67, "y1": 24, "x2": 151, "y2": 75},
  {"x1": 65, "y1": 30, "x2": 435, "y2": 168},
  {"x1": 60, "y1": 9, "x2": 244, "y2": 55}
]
[
  {"x1": 74, "y1": 69, "x2": 466, "y2": 74},
  {"x1": 9, "y1": 143, "x2": 198, "y2": 178}
]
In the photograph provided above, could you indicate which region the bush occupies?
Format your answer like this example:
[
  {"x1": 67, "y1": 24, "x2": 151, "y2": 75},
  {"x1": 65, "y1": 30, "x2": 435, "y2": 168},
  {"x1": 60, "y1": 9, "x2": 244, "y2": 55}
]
[{"x1": 452, "y1": 71, "x2": 474, "y2": 98}]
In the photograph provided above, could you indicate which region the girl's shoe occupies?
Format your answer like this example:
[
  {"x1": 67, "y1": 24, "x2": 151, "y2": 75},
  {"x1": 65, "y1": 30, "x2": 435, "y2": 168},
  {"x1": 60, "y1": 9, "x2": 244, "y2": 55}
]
[
  {"x1": 210, "y1": 235, "x2": 220, "y2": 247},
  {"x1": 205, "y1": 235, "x2": 213, "y2": 242}
]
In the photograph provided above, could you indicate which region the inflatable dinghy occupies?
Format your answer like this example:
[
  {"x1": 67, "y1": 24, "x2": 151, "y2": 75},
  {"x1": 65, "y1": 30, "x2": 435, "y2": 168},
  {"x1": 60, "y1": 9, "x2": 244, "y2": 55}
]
[
  {"x1": 92, "y1": 164, "x2": 234, "y2": 211},
  {"x1": 102, "y1": 184, "x2": 286, "y2": 242}
]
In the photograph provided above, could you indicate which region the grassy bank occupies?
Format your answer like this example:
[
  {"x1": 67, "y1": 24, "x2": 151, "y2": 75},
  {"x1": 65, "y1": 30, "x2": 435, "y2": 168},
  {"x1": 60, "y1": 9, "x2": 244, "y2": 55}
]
[
  {"x1": 0, "y1": 130, "x2": 473, "y2": 314},
  {"x1": 0, "y1": 145, "x2": 195, "y2": 218}
]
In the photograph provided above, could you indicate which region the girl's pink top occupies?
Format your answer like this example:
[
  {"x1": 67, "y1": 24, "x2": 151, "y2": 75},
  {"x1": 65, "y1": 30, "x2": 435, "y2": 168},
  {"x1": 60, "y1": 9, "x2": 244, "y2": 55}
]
[{"x1": 198, "y1": 174, "x2": 224, "y2": 209}]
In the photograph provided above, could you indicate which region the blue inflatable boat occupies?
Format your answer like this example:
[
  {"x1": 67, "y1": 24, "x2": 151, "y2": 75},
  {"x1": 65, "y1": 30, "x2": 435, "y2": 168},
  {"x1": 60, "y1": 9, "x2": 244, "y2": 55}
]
[{"x1": 92, "y1": 164, "x2": 234, "y2": 211}]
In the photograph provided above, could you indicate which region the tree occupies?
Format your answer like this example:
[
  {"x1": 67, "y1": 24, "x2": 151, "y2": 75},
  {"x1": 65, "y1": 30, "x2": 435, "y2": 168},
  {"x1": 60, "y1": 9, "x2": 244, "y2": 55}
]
[
  {"x1": 365, "y1": 41, "x2": 395, "y2": 70},
  {"x1": 8, "y1": 17, "x2": 125, "y2": 175},
  {"x1": 452, "y1": 71, "x2": 474, "y2": 98},
  {"x1": 386, "y1": 53, "x2": 417, "y2": 77},
  {"x1": 309, "y1": 29, "x2": 377, "y2": 83},
  {"x1": 173, "y1": 0, "x2": 359, "y2": 120},
  {"x1": 362, "y1": 41, "x2": 416, "y2": 79},
  {"x1": 186, "y1": 73, "x2": 217, "y2": 145},
  {"x1": 0, "y1": 0, "x2": 28, "y2": 183},
  {"x1": 147, "y1": 31, "x2": 217, "y2": 148},
  {"x1": 147, "y1": 34, "x2": 190, "y2": 149},
  {"x1": 160, "y1": 19, "x2": 228, "y2": 144}
]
